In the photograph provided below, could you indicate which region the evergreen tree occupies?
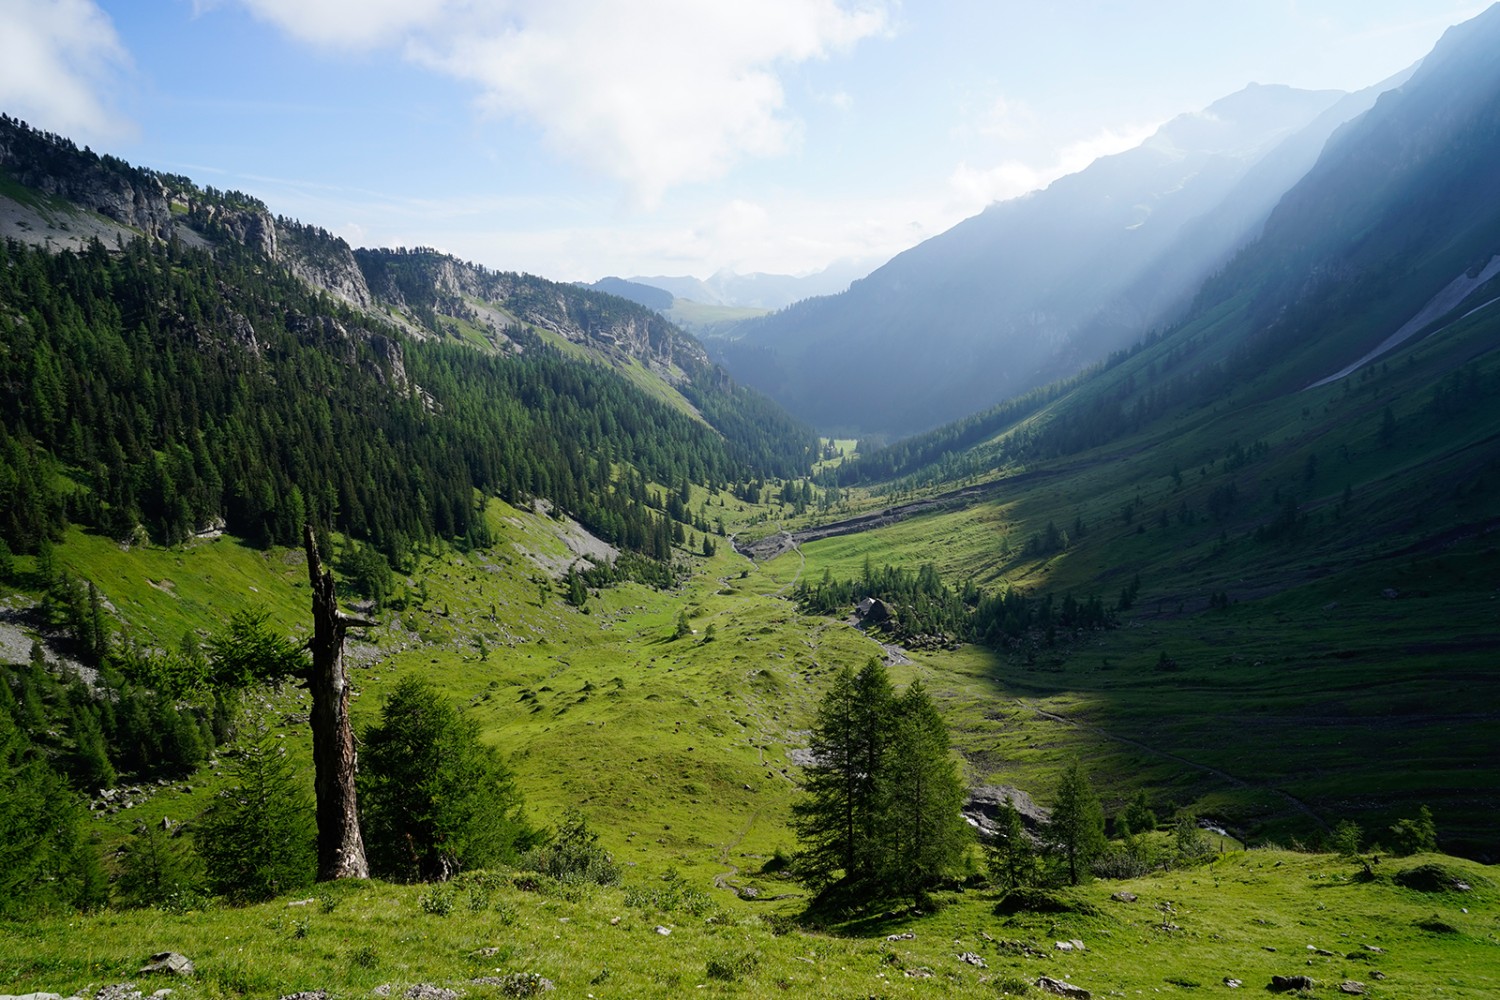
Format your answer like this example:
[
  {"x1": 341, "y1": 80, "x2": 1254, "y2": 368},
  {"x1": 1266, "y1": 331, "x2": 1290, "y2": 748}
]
[
  {"x1": 791, "y1": 664, "x2": 875, "y2": 889},
  {"x1": 1121, "y1": 789, "x2": 1158, "y2": 832},
  {"x1": 794, "y1": 659, "x2": 968, "y2": 896},
  {"x1": 985, "y1": 795, "x2": 1036, "y2": 891},
  {"x1": 359, "y1": 676, "x2": 535, "y2": 881},
  {"x1": 116, "y1": 823, "x2": 203, "y2": 909},
  {"x1": 207, "y1": 608, "x2": 308, "y2": 689},
  {"x1": 1046, "y1": 760, "x2": 1106, "y2": 885},
  {"x1": 883, "y1": 681, "x2": 970, "y2": 895},
  {"x1": 197, "y1": 719, "x2": 317, "y2": 902},
  {"x1": 0, "y1": 708, "x2": 107, "y2": 916},
  {"x1": 1388, "y1": 805, "x2": 1438, "y2": 855}
]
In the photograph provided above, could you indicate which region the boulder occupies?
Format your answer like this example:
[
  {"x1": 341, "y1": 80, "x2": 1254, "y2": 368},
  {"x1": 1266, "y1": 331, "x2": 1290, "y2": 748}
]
[
  {"x1": 1271, "y1": 975, "x2": 1315, "y2": 991},
  {"x1": 964, "y1": 785, "x2": 1051, "y2": 837},
  {"x1": 138, "y1": 954, "x2": 193, "y2": 978},
  {"x1": 1036, "y1": 976, "x2": 1091, "y2": 999}
]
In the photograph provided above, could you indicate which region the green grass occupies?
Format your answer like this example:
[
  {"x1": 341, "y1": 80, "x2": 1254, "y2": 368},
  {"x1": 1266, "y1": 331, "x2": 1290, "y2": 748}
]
[{"x1": 2, "y1": 850, "x2": 1494, "y2": 998}]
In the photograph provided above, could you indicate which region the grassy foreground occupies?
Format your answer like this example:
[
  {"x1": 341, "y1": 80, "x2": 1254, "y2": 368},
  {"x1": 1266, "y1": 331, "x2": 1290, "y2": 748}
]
[{"x1": 2, "y1": 850, "x2": 1495, "y2": 998}]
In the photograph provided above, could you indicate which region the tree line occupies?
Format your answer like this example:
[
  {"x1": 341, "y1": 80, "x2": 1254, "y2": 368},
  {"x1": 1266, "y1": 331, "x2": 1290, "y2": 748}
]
[{"x1": 795, "y1": 561, "x2": 1112, "y2": 649}]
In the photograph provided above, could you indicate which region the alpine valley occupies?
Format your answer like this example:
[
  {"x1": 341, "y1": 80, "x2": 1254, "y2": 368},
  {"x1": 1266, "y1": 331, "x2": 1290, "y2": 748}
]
[{"x1": 1, "y1": 7, "x2": 1499, "y2": 1000}]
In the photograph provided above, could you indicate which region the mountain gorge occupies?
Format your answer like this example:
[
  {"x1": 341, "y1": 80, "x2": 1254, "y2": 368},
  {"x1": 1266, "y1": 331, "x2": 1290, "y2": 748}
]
[
  {"x1": 2, "y1": 8, "x2": 1500, "y2": 999},
  {"x1": 716, "y1": 75, "x2": 1413, "y2": 437}
]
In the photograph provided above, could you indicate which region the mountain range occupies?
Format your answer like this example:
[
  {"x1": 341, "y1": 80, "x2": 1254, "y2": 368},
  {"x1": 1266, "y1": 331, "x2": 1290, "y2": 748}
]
[
  {"x1": 2, "y1": 7, "x2": 1500, "y2": 996},
  {"x1": 713, "y1": 70, "x2": 1426, "y2": 437}
]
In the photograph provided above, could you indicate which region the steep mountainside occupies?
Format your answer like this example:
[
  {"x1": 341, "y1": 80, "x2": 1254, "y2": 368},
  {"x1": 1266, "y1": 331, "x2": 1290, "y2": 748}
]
[
  {"x1": 0, "y1": 115, "x2": 814, "y2": 568},
  {"x1": 720, "y1": 82, "x2": 1393, "y2": 437}
]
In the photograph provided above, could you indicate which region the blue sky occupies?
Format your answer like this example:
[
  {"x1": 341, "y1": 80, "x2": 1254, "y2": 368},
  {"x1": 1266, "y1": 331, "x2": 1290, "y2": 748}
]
[{"x1": 0, "y1": 0, "x2": 1488, "y2": 281}]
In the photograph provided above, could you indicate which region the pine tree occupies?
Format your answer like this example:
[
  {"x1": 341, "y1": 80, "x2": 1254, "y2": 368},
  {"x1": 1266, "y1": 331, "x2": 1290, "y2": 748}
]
[
  {"x1": 1046, "y1": 760, "x2": 1106, "y2": 885},
  {"x1": 793, "y1": 659, "x2": 969, "y2": 897},
  {"x1": 359, "y1": 676, "x2": 535, "y2": 881},
  {"x1": 985, "y1": 795, "x2": 1036, "y2": 891},
  {"x1": 116, "y1": 823, "x2": 203, "y2": 909},
  {"x1": 0, "y1": 708, "x2": 107, "y2": 916},
  {"x1": 883, "y1": 680, "x2": 970, "y2": 895},
  {"x1": 196, "y1": 719, "x2": 317, "y2": 902},
  {"x1": 791, "y1": 663, "x2": 880, "y2": 889}
]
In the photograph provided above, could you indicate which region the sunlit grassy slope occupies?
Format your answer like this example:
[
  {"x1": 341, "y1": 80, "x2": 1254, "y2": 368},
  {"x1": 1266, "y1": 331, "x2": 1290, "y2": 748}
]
[{"x1": 4, "y1": 457, "x2": 1497, "y2": 997}]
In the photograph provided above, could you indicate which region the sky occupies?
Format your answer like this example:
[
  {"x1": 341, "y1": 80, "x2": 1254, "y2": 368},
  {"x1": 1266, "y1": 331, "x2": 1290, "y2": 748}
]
[{"x1": 0, "y1": 0, "x2": 1490, "y2": 282}]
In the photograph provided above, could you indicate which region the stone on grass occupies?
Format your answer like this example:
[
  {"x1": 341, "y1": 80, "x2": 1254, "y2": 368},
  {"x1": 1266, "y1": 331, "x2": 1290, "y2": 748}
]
[
  {"x1": 655, "y1": 925, "x2": 671, "y2": 936},
  {"x1": 1338, "y1": 983, "x2": 1366, "y2": 995},
  {"x1": 957, "y1": 952, "x2": 987, "y2": 967},
  {"x1": 1111, "y1": 891, "x2": 1137, "y2": 903},
  {"x1": 471, "y1": 973, "x2": 554, "y2": 997},
  {"x1": 94, "y1": 987, "x2": 143, "y2": 1000},
  {"x1": 277, "y1": 993, "x2": 328, "y2": 1000},
  {"x1": 1223, "y1": 978, "x2": 1242, "y2": 988},
  {"x1": 1271, "y1": 975, "x2": 1314, "y2": 991},
  {"x1": 138, "y1": 955, "x2": 193, "y2": 979},
  {"x1": 401, "y1": 987, "x2": 459, "y2": 1000},
  {"x1": 1036, "y1": 976, "x2": 1091, "y2": 999}
]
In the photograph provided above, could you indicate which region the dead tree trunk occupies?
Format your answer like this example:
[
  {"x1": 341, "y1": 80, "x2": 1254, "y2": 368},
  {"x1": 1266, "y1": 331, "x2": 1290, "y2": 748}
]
[{"x1": 304, "y1": 523, "x2": 370, "y2": 881}]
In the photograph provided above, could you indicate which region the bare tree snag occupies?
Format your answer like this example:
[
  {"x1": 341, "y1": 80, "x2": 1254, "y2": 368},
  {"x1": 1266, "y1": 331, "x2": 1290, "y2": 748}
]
[{"x1": 304, "y1": 523, "x2": 371, "y2": 881}]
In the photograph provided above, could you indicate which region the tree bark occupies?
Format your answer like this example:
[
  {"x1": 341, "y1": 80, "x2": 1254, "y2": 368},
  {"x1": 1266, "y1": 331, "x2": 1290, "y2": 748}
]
[{"x1": 304, "y1": 523, "x2": 370, "y2": 881}]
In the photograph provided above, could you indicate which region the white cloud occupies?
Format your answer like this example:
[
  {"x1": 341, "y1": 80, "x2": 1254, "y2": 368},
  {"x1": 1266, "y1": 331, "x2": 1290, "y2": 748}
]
[
  {"x1": 233, "y1": 0, "x2": 451, "y2": 48},
  {"x1": 232, "y1": 0, "x2": 888, "y2": 204},
  {"x1": 0, "y1": 0, "x2": 131, "y2": 139},
  {"x1": 948, "y1": 121, "x2": 1160, "y2": 209}
]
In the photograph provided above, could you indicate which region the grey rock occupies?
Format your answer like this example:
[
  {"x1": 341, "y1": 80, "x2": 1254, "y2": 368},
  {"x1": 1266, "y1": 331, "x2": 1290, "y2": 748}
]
[
  {"x1": 1339, "y1": 983, "x2": 1366, "y2": 995},
  {"x1": 95, "y1": 987, "x2": 143, "y2": 1000},
  {"x1": 402, "y1": 987, "x2": 459, "y2": 1000},
  {"x1": 963, "y1": 785, "x2": 1051, "y2": 838},
  {"x1": 956, "y1": 952, "x2": 987, "y2": 967},
  {"x1": 1111, "y1": 891, "x2": 1138, "y2": 903},
  {"x1": 1036, "y1": 976, "x2": 1091, "y2": 999},
  {"x1": 277, "y1": 993, "x2": 329, "y2": 1000},
  {"x1": 138, "y1": 953, "x2": 193, "y2": 978}
]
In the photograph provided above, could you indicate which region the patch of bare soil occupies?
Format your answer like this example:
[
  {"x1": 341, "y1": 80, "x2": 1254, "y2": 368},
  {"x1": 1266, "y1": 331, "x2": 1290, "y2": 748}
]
[{"x1": 509, "y1": 499, "x2": 619, "y2": 579}]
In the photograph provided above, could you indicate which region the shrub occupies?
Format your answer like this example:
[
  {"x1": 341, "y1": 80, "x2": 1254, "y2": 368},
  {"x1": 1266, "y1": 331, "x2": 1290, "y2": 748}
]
[
  {"x1": 705, "y1": 950, "x2": 759, "y2": 982},
  {"x1": 522, "y1": 810, "x2": 621, "y2": 886}
]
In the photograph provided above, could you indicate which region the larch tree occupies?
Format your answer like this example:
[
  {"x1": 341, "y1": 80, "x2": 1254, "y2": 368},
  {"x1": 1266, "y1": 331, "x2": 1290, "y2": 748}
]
[
  {"x1": 1046, "y1": 759, "x2": 1106, "y2": 885},
  {"x1": 883, "y1": 680, "x2": 970, "y2": 895}
]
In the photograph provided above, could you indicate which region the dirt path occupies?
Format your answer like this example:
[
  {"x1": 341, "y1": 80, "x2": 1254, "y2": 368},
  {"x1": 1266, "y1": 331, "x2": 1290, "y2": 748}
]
[{"x1": 1015, "y1": 699, "x2": 1329, "y2": 833}]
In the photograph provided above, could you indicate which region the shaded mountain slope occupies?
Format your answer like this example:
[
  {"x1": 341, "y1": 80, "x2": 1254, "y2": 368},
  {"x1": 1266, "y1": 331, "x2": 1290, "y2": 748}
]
[{"x1": 721, "y1": 83, "x2": 1376, "y2": 436}]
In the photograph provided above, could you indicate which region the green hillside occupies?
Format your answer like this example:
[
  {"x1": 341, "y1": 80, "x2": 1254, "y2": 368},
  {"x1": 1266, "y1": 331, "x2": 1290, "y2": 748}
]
[{"x1": 4, "y1": 12, "x2": 1500, "y2": 997}]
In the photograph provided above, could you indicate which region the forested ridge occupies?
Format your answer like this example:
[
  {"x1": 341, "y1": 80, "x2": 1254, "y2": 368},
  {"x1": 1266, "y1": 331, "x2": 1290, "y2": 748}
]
[{"x1": 0, "y1": 231, "x2": 812, "y2": 567}]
